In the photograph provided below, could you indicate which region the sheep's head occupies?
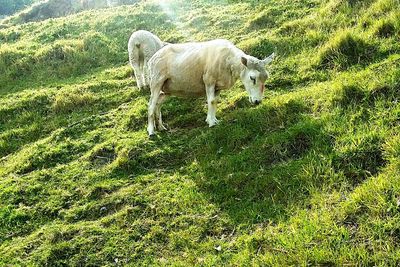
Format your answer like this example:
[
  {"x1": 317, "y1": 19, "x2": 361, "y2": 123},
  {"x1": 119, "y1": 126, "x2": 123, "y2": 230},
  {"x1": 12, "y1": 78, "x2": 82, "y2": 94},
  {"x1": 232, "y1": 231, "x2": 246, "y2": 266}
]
[{"x1": 240, "y1": 52, "x2": 275, "y2": 105}]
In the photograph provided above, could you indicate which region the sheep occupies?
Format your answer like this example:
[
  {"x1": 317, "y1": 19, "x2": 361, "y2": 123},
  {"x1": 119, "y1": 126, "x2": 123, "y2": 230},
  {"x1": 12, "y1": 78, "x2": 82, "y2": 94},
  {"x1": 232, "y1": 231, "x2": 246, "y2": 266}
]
[
  {"x1": 128, "y1": 30, "x2": 166, "y2": 90},
  {"x1": 146, "y1": 39, "x2": 275, "y2": 136}
]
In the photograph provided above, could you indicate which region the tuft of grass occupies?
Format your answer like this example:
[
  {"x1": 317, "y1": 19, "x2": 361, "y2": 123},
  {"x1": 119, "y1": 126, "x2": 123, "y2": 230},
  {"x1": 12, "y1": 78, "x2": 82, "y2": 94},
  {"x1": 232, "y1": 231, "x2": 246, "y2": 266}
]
[
  {"x1": 238, "y1": 37, "x2": 275, "y2": 60},
  {"x1": 316, "y1": 30, "x2": 376, "y2": 69},
  {"x1": 334, "y1": 83, "x2": 366, "y2": 107},
  {"x1": 246, "y1": 10, "x2": 277, "y2": 30},
  {"x1": 373, "y1": 18, "x2": 397, "y2": 38},
  {"x1": 332, "y1": 133, "x2": 387, "y2": 184},
  {"x1": 347, "y1": 0, "x2": 375, "y2": 7},
  {"x1": 52, "y1": 88, "x2": 96, "y2": 113}
]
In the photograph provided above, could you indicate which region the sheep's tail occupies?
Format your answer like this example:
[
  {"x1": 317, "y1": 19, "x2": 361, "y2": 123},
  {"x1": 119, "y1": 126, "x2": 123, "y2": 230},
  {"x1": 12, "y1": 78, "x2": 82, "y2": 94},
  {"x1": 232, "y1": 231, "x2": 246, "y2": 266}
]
[
  {"x1": 128, "y1": 42, "x2": 144, "y2": 69},
  {"x1": 136, "y1": 43, "x2": 145, "y2": 69}
]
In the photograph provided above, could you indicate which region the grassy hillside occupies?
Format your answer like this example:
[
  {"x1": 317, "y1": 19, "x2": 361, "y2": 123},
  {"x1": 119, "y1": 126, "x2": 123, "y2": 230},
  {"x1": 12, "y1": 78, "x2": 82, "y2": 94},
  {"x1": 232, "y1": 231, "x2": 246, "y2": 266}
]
[
  {"x1": 0, "y1": 0, "x2": 399, "y2": 265},
  {"x1": 1, "y1": 0, "x2": 141, "y2": 25},
  {"x1": 0, "y1": 0, "x2": 39, "y2": 17}
]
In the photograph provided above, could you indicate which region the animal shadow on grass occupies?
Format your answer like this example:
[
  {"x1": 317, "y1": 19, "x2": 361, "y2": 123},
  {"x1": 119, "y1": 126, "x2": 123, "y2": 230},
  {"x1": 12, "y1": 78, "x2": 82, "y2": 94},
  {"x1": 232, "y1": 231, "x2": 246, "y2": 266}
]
[
  {"x1": 113, "y1": 97, "x2": 332, "y2": 225},
  {"x1": 189, "y1": 100, "x2": 332, "y2": 224}
]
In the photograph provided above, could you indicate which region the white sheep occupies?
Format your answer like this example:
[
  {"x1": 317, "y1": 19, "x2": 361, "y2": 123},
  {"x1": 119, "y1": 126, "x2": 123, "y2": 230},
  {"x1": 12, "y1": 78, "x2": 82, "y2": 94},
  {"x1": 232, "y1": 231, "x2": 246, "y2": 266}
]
[
  {"x1": 146, "y1": 39, "x2": 275, "y2": 136},
  {"x1": 128, "y1": 30, "x2": 166, "y2": 90}
]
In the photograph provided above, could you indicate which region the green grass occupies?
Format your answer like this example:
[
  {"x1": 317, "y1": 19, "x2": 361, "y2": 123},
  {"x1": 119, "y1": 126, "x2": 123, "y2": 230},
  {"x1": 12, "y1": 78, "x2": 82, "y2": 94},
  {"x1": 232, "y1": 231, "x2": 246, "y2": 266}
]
[{"x1": 0, "y1": 0, "x2": 400, "y2": 265}]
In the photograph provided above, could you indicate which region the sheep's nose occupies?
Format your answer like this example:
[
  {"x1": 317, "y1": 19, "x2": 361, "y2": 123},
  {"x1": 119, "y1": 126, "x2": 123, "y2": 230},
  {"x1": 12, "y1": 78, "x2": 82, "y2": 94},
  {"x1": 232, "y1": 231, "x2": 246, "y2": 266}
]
[{"x1": 254, "y1": 100, "x2": 261, "y2": 105}]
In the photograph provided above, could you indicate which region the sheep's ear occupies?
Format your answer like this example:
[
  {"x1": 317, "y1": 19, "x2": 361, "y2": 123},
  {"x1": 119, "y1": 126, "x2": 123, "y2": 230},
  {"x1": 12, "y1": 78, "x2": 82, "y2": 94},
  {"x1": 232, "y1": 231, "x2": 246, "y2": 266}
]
[
  {"x1": 262, "y1": 52, "x2": 275, "y2": 65},
  {"x1": 241, "y1": 56, "x2": 248, "y2": 67}
]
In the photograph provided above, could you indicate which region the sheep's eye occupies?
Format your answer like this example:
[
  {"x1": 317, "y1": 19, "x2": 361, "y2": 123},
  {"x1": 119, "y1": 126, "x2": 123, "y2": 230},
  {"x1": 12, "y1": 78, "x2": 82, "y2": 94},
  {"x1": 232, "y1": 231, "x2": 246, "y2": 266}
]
[{"x1": 250, "y1": 76, "x2": 256, "y2": 85}]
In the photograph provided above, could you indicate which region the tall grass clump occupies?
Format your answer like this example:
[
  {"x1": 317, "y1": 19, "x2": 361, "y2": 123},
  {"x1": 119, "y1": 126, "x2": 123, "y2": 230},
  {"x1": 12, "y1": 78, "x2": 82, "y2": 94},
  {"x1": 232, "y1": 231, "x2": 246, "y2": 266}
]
[
  {"x1": 334, "y1": 83, "x2": 366, "y2": 107},
  {"x1": 238, "y1": 37, "x2": 275, "y2": 59},
  {"x1": 52, "y1": 88, "x2": 96, "y2": 113},
  {"x1": 373, "y1": 18, "x2": 398, "y2": 38},
  {"x1": 0, "y1": 46, "x2": 30, "y2": 79},
  {"x1": 246, "y1": 10, "x2": 277, "y2": 30},
  {"x1": 347, "y1": 0, "x2": 375, "y2": 7},
  {"x1": 316, "y1": 30, "x2": 377, "y2": 69},
  {"x1": 333, "y1": 132, "x2": 387, "y2": 183},
  {"x1": 0, "y1": 31, "x2": 118, "y2": 85}
]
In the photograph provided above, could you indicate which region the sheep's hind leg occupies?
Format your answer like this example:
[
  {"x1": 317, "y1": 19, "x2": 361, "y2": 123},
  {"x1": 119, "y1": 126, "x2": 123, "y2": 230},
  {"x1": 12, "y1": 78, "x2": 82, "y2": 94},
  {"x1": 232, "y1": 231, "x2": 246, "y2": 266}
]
[
  {"x1": 155, "y1": 92, "x2": 167, "y2": 131},
  {"x1": 147, "y1": 80, "x2": 164, "y2": 136},
  {"x1": 142, "y1": 60, "x2": 150, "y2": 90},
  {"x1": 133, "y1": 65, "x2": 144, "y2": 90},
  {"x1": 141, "y1": 69, "x2": 148, "y2": 90}
]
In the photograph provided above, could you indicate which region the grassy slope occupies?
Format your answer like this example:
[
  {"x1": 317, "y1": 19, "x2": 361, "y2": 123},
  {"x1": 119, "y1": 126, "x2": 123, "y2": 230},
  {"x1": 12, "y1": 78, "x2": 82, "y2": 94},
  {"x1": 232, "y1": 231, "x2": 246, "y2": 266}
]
[{"x1": 0, "y1": 0, "x2": 399, "y2": 265}]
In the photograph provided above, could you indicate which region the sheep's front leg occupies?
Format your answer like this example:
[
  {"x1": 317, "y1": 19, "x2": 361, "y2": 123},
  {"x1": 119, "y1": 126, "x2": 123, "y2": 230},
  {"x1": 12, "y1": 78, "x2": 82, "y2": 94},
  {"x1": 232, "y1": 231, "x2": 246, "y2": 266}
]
[{"x1": 205, "y1": 84, "x2": 219, "y2": 127}]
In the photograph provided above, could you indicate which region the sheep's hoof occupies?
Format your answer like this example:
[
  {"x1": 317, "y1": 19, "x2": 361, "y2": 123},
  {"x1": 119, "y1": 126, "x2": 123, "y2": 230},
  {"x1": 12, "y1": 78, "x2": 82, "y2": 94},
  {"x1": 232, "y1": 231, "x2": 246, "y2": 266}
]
[
  {"x1": 158, "y1": 125, "x2": 168, "y2": 131},
  {"x1": 206, "y1": 118, "x2": 220, "y2": 127}
]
